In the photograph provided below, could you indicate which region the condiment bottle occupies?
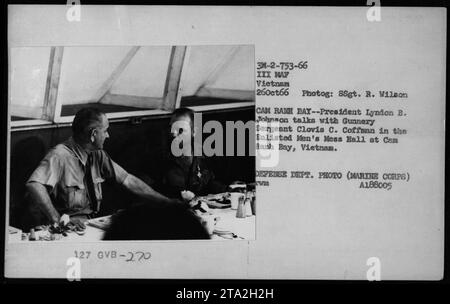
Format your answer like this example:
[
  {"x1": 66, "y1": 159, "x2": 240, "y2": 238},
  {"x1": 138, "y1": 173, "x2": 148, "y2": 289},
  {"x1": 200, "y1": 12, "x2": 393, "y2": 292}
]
[
  {"x1": 251, "y1": 190, "x2": 256, "y2": 215},
  {"x1": 236, "y1": 195, "x2": 246, "y2": 218},
  {"x1": 29, "y1": 229, "x2": 36, "y2": 241},
  {"x1": 245, "y1": 192, "x2": 253, "y2": 216}
]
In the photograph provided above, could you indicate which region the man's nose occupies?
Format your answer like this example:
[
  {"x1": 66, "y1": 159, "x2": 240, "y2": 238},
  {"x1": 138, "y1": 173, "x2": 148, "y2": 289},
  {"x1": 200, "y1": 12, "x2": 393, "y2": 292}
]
[{"x1": 106, "y1": 132, "x2": 110, "y2": 139}]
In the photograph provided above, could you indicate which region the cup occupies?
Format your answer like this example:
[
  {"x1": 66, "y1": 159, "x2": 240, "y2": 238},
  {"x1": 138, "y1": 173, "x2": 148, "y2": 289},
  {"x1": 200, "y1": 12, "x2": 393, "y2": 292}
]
[{"x1": 229, "y1": 192, "x2": 245, "y2": 210}]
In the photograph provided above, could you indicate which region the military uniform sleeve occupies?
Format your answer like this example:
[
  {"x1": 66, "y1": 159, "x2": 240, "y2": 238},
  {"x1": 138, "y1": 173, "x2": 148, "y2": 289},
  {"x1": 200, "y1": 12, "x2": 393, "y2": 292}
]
[{"x1": 27, "y1": 151, "x2": 63, "y2": 190}]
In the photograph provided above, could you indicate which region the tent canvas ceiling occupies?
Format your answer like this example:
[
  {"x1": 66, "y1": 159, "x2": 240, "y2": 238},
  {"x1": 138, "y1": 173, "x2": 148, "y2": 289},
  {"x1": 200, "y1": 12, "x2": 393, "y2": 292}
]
[
  {"x1": 10, "y1": 45, "x2": 255, "y2": 121},
  {"x1": 10, "y1": 47, "x2": 51, "y2": 119}
]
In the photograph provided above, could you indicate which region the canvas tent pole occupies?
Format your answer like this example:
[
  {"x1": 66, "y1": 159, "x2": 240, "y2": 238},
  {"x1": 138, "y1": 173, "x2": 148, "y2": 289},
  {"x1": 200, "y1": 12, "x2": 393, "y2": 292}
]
[
  {"x1": 42, "y1": 46, "x2": 64, "y2": 121},
  {"x1": 174, "y1": 46, "x2": 191, "y2": 109},
  {"x1": 162, "y1": 46, "x2": 187, "y2": 111},
  {"x1": 96, "y1": 46, "x2": 141, "y2": 103},
  {"x1": 194, "y1": 45, "x2": 240, "y2": 96}
]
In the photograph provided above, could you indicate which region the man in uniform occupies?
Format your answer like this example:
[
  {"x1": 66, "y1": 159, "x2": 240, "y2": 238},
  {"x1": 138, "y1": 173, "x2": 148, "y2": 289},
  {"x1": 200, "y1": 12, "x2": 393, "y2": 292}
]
[
  {"x1": 161, "y1": 107, "x2": 226, "y2": 200},
  {"x1": 25, "y1": 107, "x2": 177, "y2": 229}
]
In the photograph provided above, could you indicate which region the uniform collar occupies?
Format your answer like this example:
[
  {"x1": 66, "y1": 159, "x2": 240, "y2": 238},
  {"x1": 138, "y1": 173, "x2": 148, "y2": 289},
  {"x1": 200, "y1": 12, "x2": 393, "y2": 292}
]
[{"x1": 66, "y1": 137, "x2": 89, "y2": 166}]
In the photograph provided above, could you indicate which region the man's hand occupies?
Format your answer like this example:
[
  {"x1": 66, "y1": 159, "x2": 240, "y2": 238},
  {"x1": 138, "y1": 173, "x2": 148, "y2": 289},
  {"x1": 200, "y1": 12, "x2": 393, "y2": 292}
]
[
  {"x1": 49, "y1": 215, "x2": 85, "y2": 236},
  {"x1": 69, "y1": 218, "x2": 86, "y2": 231},
  {"x1": 58, "y1": 214, "x2": 85, "y2": 231},
  {"x1": 181, "y1": 190, "x2": 196, "y2": 201},
  {"x1": 60, "y1": 214, "x2": 70, "y2": 226}
]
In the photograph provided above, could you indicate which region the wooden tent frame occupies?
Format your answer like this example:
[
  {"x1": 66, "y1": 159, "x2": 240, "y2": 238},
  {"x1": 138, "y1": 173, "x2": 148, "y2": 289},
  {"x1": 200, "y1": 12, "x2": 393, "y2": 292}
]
[{"x1": 10, "y1": 45, "x2": 255, "y2": 130}]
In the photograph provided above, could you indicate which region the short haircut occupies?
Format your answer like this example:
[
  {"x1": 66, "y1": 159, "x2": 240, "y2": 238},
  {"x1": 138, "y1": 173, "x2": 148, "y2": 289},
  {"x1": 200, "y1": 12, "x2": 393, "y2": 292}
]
[
  {"x1": 72, "y1": 107, "x2": 105, "y2": 142},
  {"x1": 170, "y1": 107, "x2": 195, "y2": 128}
]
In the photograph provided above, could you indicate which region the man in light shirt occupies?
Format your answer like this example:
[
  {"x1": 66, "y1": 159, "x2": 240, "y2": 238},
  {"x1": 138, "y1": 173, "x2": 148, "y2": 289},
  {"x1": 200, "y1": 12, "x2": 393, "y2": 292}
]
[{"x1": 26, "y1": 107, "x2": 177, "y2": 230}]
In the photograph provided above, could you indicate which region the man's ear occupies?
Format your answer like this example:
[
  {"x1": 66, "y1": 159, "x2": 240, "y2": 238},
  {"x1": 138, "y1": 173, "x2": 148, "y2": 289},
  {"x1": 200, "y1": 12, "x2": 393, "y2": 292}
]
[{"x1": 90, "y1": 129, "x2": 97, "y2": 143}]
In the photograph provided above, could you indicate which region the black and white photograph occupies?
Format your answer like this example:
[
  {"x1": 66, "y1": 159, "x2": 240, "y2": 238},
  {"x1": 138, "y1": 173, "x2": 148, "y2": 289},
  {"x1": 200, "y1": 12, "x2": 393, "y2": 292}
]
[
  {"x1": 8, "y1": 44, "x2": 256, "y2": 242},
  {"x1": 3, "y1": 4, "x2": 446, "y2": 283}
]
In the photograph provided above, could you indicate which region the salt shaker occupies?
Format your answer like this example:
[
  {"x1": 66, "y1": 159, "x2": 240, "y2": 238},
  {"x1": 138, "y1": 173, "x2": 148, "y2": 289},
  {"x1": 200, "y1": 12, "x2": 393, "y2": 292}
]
[
  {"x1": 29, "y1": 228, "x2": 36, "y2": 241},
  {"x1": 236, "y1": 195, "x2": 246, "y2": 218}
]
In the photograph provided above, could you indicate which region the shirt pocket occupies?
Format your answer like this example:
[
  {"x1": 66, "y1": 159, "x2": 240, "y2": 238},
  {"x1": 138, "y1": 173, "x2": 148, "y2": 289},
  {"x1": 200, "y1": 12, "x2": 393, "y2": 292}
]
[{"x1": 64, "y1": 181, "x2": 87, "y2": 211}]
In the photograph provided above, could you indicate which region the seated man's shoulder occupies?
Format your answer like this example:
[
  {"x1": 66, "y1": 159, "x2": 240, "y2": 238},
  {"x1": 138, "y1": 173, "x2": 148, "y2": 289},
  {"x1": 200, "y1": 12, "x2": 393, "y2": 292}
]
[
  {"x1": 42, "y1": 141, "x2": 83, "y2": 164},
  {"x1": 44, "y1": 143, "x2": 70, "y2": 160},
  {"x1": 26, "y1": 143, "x2": 72, "y2": 185},
  {"x1": 52, "y1": 142, "x2": 70, "y2": 154}
]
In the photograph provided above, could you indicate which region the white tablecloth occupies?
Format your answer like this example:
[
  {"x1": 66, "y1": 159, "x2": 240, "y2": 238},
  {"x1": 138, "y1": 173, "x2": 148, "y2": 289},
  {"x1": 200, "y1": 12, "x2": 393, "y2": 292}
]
[{"x1": 10, "y1": 206, "x2": 255, "y2": 242}]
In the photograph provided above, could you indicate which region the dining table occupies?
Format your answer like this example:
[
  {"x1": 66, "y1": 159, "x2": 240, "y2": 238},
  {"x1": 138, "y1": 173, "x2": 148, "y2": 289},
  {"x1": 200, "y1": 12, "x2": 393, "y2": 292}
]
[{"x1": 9, "y1": 193, "x2": 256, "y2": 242}]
